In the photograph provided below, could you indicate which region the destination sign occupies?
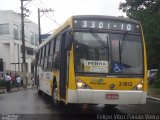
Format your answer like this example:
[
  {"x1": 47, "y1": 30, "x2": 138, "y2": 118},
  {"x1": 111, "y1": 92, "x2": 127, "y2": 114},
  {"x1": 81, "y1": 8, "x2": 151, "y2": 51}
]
[
  {"x1": 74, "y1": 20, "x2": 140, "y2": 32},
  {"x1": 82, "y1": 60, "x2": 109, "y2": 73}
]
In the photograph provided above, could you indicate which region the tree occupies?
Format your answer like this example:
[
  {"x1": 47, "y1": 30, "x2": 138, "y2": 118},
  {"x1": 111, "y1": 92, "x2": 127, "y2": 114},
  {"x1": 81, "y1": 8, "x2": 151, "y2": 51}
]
[{"x1": 119, "y1": 0, "x2": 160, "y2": 69}]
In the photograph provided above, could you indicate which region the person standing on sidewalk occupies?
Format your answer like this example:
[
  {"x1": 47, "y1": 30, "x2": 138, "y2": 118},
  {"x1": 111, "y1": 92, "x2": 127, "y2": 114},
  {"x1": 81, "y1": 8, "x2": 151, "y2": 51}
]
[
  {"x1": 16, "y1": 75, "x2": 22, "y2": 87},
  {"x1": 10, "y1": 72, "x2": 16, "y2": 88},
  {"x1": 5, "y1": 73, "x2": 11, "y2": 92}
]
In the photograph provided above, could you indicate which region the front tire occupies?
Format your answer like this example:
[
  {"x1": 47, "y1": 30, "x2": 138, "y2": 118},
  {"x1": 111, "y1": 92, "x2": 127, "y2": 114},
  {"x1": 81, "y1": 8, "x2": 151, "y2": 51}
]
[
  {"x1": 51, "y1": 85, "x2": 62, "y2": 108},
  {"x1": 37, "y1": 85, "x2": 43, "y2": 95},
  {"x1": 52, "y1": 87, "x2": 58, "y2": 104},
  {"x1": 37, "y1": 77, "x2": 43, "y2": 95}
]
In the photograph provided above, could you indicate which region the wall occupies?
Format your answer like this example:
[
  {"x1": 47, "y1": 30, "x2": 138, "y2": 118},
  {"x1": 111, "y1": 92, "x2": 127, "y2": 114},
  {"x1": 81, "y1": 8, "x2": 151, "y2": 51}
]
[{"x1": 0, "y1": 10, "x2": 39, "y2": 73}]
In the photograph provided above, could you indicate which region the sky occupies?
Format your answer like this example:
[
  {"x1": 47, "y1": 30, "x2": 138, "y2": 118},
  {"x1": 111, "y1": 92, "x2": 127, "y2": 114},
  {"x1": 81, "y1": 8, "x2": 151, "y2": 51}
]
[{"x1": 0, "y1": 0, "x2": 126, "y2": 34}]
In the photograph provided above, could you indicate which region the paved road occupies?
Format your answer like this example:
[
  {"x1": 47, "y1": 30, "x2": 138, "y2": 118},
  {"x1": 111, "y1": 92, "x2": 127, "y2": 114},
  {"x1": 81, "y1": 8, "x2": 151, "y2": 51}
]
[{"x1": 0, "y1": 89, "x2": 160, "y2": 120}]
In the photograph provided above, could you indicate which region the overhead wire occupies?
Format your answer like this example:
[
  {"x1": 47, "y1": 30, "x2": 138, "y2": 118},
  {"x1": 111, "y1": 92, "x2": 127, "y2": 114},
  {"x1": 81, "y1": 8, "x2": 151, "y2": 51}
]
[
  {"x1": 30, "y1": 0, "x2": 61, "y2": 33},
  {"x1": 24, "y1": 0, "x2": 35, "y2": 7},
  {"x1": 45, "y1": 29, "x2": 56, "y2": 34},
  {"x1": 30, "y1": 0, "x2": 39, "y2": 9},
  {"x1": 45, "y1": 13, "x2": 60, "y2": 26},
  {"x1": 39, "y1": 0, "x2": 48, "y2": 8},
  {"x1": 34, "y1": 0, "x2": 60, "y2": 26},
  {"x1": 34, "y1": 0, "x2": 45, "y2": 9},
  {"x1": 30, "y1": 1, "x2": 39, "y2": 9}
]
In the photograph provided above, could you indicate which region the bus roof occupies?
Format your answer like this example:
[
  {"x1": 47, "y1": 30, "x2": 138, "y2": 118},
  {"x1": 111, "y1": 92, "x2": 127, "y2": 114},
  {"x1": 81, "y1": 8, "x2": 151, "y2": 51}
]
[
  {"x1": 34, "y1": 15, "x2": 140, "y2": 53},
  {"x1": 34, "y1": 16, "x2": 73, "y2": 53},
  {"x1": 73, "y1": 15, "x2": 140, "y2": 24}
]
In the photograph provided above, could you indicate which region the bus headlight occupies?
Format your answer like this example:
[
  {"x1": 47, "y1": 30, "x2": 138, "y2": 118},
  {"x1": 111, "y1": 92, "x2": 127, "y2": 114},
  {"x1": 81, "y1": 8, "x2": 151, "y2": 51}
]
[
  {"x1": 132, "y1": 83, "x2": 143, "y2": 90},
  {"x1": 137, "y1": 84, "x2": 143, "y2": 90},
  {"x1": 77, "y1": 81, "x2": 83, "y2": 88},
  {"x1": 76, "y1": 79, "x2": 91, "y2": 89}
]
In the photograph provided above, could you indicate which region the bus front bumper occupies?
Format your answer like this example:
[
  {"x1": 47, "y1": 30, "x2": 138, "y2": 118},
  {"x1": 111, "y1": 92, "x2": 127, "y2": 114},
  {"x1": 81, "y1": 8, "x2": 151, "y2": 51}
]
[{"x1": 67, "y1": 89, "x2": 147, "y2": 104}]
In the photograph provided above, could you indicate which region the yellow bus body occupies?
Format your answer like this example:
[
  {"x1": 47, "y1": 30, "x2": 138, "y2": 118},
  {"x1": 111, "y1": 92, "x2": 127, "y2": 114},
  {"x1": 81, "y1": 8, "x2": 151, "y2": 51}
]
[{"x1": 35, "y1": 15, "x2": 147, "y2": 105}]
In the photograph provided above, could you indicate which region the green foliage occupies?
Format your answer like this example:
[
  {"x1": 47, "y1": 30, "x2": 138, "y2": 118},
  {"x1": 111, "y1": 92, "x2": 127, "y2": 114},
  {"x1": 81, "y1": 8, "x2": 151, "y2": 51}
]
[
  {"x1": 119, "y1": 0, "x2": 160, "y2": 69},
  {"x1": 153, "y1": 69, "x2": 160, "y2": 88},
  {"x1": 153, "y1": 80, "x2": 160, "y2": 88}
]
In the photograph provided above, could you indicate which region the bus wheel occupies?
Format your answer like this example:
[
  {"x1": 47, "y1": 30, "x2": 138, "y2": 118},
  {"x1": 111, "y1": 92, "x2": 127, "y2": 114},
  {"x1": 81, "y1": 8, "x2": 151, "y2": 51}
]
[
  {"x1": 52, "y1": 87, "x2": 57, "y2": 103},
  {"x1": 51, "y1": 85, "x2": 61, "y2": 107},
  {"x1": 37, "y1": 86, "x2": 42, "y2": 95},
  {"x1": 37, "y1": 79, "x2": 42, "y2": 95}
]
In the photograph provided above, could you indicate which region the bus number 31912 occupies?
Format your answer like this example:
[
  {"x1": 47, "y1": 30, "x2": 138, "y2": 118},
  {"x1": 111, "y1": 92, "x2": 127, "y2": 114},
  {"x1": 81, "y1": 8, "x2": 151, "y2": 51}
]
[{"x1": 119, "y1": 82, "x2": 132, "y2": 86}]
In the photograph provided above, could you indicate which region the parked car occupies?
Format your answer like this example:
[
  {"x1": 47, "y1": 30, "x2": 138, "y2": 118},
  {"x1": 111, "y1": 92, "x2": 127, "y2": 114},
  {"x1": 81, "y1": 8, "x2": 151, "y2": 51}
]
[{"x1": 148, "y1": 69, "x2": 158, "y2": 85}]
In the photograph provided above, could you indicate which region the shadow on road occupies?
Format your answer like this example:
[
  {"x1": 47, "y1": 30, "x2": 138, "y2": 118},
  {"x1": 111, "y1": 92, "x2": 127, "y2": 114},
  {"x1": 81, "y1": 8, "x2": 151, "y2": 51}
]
[
  {"x1": 1, "y1": 89, "x2": 160, "y2": 120},
  {"x1": 38, "y1": 93, "x2": 124, "y2": 120}
]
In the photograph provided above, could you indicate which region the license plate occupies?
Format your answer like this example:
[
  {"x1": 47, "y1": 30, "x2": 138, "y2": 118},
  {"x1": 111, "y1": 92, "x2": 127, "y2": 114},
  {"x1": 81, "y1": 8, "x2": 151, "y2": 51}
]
[{"x1": 105, "y1": 94, "x2": 119, "y2": 99}]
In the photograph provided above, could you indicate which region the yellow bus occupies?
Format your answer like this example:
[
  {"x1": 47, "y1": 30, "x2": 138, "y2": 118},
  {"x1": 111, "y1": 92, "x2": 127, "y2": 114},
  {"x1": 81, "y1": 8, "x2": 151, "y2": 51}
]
[{"x1": 34, "y1": 15, "x2": 147, "y2": 106}]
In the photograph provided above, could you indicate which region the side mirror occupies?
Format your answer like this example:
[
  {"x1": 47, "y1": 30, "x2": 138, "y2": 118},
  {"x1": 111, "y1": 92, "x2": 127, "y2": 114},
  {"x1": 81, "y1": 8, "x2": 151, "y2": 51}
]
[{"x1": 65, "y1": 32, "x2": 72, "y2": 50}]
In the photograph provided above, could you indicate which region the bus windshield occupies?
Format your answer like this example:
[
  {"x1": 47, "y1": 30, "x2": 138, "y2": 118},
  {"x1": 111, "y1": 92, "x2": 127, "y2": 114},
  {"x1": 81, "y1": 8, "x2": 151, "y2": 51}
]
[{"x1": 74, "y1": 32, "x2": 143, "y2": 74}]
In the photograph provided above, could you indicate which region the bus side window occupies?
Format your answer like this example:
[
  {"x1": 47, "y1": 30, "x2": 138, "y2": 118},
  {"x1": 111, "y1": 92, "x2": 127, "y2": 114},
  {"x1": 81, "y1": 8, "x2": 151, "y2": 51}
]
[
  {"x1": 41, "y1": 47, "x2": 45, "y2": 69},
  {"x1": 47, "y1": 41, "x2": 51, "y2": 71},
  {"x1": 44, "y1": 44, "x2": 49, "y2": 71},
  {"x1": 40, "y1": 48, "x2": 43, "y2": 67},
  {"x1": 48, "y1": 39, "x2": 55, "y2": 70},
  {"x1": 38, "y1": 50, "x2": 41, "y2": 65},
  {"x1": 53, "y1": 37, "x2": 60, "y2": 69}
]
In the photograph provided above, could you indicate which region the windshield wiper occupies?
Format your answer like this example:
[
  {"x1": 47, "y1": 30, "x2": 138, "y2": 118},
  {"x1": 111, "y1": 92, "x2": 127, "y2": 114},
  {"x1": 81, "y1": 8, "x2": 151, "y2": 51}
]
[
  {"x1": 119, "y1": 31, "x2": 128, "y2": 53},
  {"x1": 90, "y1": 30, "x2": 109, "y2": 49},
  {"x1": 119, "y1": 31, "x2": 128, "y2": 64}
]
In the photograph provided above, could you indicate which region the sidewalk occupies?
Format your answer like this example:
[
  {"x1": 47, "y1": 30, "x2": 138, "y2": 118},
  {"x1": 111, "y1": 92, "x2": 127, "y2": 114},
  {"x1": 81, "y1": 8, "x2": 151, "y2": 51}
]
[
  {"x1": 0, "y1": 87, "x2": 24, "y2": 94},
  {"x1": 147, "y1": 87, "x2": 160, "y2": 100},
  {"x1": 0, "y1": 84, "x2": 37, "y2": 94}
]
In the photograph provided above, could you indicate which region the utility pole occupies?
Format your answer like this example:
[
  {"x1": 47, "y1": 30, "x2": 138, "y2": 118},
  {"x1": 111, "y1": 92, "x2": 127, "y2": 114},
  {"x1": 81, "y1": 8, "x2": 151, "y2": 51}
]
[
  {"x1": 38, "y1": 8, "x2": 54, "y2": 44},
  {"x1": 38, "y1": 8, "x2": 41, "y2": 44},
  {"x1": 20, "y1": 0, "x2": 31, "y2": 88},
  {"x1": 21, "y1": 0, "x2": 26, "y2": 64}
]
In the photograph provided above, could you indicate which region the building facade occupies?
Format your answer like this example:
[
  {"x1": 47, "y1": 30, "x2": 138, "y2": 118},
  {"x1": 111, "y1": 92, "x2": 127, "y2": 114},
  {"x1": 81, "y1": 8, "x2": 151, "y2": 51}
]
[{"x1": 0, "y1": 10, "x2": 39, "y2": 74}]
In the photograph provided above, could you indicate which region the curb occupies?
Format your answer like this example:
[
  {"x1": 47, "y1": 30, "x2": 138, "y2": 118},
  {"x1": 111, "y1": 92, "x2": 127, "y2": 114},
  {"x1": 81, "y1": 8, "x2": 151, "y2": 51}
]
[
  {"x1": 0, "y1": 88, "x2": 7, "y2": 94},
  {"x1": 147, "y1": 96, "x2": 160, "y2": 101},
  {"x1": 0, "y1": 87, "x2": 24, "y2": 94}
]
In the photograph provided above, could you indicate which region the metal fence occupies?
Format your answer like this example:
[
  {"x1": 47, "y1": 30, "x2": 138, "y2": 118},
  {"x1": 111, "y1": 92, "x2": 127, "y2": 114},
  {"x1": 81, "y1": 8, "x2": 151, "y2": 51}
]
[{"x1": 0, "y1": 79, "x2": 24, "y2": 93}]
